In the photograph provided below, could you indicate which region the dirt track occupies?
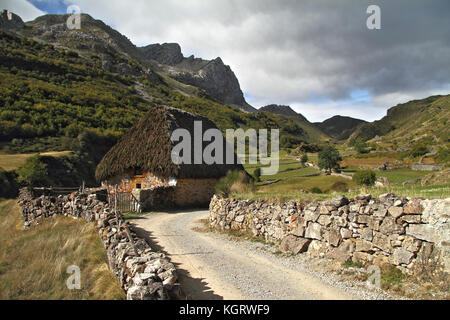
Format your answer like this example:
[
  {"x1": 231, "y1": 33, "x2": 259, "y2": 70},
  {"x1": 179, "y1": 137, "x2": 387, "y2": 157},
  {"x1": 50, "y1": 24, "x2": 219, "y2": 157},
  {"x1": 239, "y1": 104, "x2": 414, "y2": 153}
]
[{"x1": 130, "y1": 210, "x2": 371, "y2": 300}]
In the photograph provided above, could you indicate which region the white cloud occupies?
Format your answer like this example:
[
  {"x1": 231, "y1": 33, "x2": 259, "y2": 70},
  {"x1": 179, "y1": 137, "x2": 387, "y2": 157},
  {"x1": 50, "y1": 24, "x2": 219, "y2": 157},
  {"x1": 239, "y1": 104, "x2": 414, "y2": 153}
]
[
  {"x1": 9, "y1": 1, "x2": 450, "y2": 121},
  {"x1": 1, "y1": 0, "x2": 44, "y2": 21}
]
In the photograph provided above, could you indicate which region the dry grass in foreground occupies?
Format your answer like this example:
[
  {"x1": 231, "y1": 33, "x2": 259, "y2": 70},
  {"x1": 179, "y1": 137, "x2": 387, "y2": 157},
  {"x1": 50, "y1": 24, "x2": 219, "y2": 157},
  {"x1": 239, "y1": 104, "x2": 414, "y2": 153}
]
[{"x1": 0, "y1": 200, "x2": 125, "y2": 300}]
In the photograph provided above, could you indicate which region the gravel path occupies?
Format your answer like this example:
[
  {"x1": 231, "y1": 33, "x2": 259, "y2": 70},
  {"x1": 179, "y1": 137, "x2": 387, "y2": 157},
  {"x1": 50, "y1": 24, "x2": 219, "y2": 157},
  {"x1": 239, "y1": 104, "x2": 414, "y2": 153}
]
[{"x1": 130, "y1": 210, "x2": 397, "y2": 300}]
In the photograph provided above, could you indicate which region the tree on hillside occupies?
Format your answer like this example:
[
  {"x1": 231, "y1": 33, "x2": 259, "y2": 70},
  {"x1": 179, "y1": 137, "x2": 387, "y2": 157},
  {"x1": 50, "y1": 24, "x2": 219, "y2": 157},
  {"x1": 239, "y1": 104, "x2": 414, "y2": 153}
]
[
  {"x1": 17, "y1": 155, "x2": 48, "y2": 187},
  {"x1": 253, "y1": 167, "x2": 261, "y2": 182},
  {"x1": 300, "y1": 154, "x2": 308, "y2": 165},
  {"x1": 318, "y1": 145, "x2": 342, "y2": 172},
  {"x1": 350, "y1": 137, "x2": 369, "y2": 154}
]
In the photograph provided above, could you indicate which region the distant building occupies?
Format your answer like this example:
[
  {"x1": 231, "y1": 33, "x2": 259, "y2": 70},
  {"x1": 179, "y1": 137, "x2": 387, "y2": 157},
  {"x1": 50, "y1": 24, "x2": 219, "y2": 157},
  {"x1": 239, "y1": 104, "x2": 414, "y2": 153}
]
[{"x1": 95, "y1": 105, "x2": 244, "y2": 208}]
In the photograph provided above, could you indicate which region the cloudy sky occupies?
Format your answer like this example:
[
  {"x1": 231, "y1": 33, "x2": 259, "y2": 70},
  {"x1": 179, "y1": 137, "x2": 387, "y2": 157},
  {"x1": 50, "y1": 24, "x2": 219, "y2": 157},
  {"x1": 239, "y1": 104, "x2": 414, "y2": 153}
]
[{"x1": 2, "y1": 0, "x2": 450, "y2": 122}]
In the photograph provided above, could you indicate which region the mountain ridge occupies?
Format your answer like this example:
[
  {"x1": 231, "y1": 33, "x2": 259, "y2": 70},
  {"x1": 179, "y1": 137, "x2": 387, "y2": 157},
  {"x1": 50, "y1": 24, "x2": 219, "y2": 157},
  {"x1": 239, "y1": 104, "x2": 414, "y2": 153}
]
[
  {"x1": 258, "y1": 104, "x2": 330, "y2": 142},
  {"x1": 1, "y1": 11, "x2": 448, "y2": 151},
  {"x1": 139, "y1": 43, "x2": 256, "y2": 112},
  {"x1": 314, "y1": 115, "x2": 367, "y2": 141},
  {"x1": 350, "y1": 94, "x2": 450, "y2": 144}
]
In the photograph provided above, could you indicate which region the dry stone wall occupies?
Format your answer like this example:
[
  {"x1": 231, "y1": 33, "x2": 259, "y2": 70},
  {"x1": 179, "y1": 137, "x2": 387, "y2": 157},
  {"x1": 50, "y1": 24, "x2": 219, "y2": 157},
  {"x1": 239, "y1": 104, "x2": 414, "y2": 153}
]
[
  {"x1": 209, "y1": 194, "x2": 450, "y2": 275},
  {"x1": 18, "y1": 188, "x2": 177, "y2": 300}
]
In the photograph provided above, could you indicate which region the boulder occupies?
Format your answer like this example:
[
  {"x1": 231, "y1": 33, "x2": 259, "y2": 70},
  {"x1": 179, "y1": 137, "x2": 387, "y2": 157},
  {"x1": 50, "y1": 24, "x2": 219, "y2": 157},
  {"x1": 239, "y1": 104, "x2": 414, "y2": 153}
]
[
  {"x1": 392, "y1": 248, "x2": 414, "y2": 265},
  {"x1": 325, "y1": 240, "x2": 354, "y2": 263},
  {"x1": 379, "y1": 216, "x2": 401, "y2": 235},
  {"x1": 340, "y1": 228, "x2": 352, "y2": 239},
  {"x1": 280, "y1": 235, "x2": 311, "y2": 254},
  {"x1": 403, "y1": 200, "x2": 424, "y2": 215},
  {"x1": 360, "y1": 228, "x2": 374, "y2": 241},
  {"x1": 388, "y1": 206, "x2": 403, "y2": 218},
  {"x1": 305, "y1": 222, "x2": 322, "y2": 240},
  {"x1": 373, "y1": 232, "x2": 392, "y2": 253},
  {"x1": 331, "y1": 195, "x2": 349, "y2": 207},
  {"x1": 355, "y1": 239, "x2": 373, "y2": 252},
  {"x1": 326, "y1": 229, "x2": 342, "y2": 247},
  {"x1": 399, "y1": 215, "x2": 421, "y2": 224}
]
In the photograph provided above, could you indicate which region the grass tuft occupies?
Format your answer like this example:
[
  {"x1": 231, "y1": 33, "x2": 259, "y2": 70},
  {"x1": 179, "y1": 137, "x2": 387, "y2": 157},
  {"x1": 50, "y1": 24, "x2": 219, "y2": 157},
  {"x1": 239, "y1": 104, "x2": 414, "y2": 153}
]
[{"x1": 0, "y1": 200, "x2": 125, "y2": 300}]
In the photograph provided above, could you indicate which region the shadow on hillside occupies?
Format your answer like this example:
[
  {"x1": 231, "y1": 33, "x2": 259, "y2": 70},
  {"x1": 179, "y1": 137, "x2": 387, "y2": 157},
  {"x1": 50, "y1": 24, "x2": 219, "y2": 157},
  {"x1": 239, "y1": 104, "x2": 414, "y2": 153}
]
[{"x1": 130, "y1": 214, "x2": 224, "y2": 300}]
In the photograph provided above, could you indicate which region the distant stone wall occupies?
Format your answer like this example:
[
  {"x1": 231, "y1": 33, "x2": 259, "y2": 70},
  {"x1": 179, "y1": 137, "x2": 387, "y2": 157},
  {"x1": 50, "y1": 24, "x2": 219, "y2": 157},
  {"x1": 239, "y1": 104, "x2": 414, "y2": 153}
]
[
  {"x1": 18, "y1": 188, "x2": 177, "y2": 300},
  {"x1": 410, "y1": 164, "x2": 443, "y2": 171},
  {"x1": 209, "y1": 194, "x2": 450, "y2": 275},
  {"x1": 174, "y1": 178, "x2": 218, "y2": 207}
]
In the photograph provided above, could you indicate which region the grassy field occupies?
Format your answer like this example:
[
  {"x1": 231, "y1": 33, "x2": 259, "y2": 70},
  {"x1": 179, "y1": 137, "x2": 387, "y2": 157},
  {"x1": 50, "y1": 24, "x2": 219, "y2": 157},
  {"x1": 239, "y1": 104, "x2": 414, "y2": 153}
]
[
  {"x1": 237, "y1": 148, "x2": 449, "y2": 202},
  {"x1": 0, "y1": 151, "x2": 72, "y2": 171},
  {"x1": 376, "y1": 169, "x2": 433, "y2": 184},
  {"x1": 346, "y1": 183, "x2": 450, "y2": 199},
  {"x1": 0, "y1": 200, "x2": 125, "y2": 300},
  {"x1": 259, "y1": 167, "x2": 320, "y2": 182}
]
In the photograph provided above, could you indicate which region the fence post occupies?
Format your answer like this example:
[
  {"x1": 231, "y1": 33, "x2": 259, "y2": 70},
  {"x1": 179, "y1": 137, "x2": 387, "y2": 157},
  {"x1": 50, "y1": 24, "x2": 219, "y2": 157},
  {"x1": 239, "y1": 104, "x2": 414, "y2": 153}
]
[
  {"x1": 106, "y1": 181, "x2": 110, "y2": 206},
  {"x1": 114, "y1": 185, "x2": 117, "y2": 215}
]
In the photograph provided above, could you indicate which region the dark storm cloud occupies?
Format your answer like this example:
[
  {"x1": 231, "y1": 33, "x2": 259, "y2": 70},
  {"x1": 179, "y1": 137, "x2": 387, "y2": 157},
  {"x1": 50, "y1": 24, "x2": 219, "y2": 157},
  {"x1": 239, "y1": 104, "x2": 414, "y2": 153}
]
[{"x1": 13, "y1": 0, "x2": 450, "y2": 120}]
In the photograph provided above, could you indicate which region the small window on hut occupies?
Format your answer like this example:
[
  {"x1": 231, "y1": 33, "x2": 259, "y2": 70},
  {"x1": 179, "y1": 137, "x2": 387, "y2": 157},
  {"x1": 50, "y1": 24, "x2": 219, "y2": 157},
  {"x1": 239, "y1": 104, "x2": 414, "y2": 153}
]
[
  {"x1": 136, "y1": 183, "x2": 141, "y2": 189},
  {"x1": 134, "y1": 168, "x2": 143, "y2": 176},
  {"x1": 168, "y1": 177, "x2": 177, "y2": 186}
]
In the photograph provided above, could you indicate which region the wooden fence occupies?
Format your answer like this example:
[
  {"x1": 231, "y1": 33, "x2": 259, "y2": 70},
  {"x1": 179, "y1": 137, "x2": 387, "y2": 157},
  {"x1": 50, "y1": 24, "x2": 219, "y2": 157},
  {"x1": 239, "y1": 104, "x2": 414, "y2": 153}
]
[{"x1": 33, "y1": 182, "x2": 143, "y2": 214}]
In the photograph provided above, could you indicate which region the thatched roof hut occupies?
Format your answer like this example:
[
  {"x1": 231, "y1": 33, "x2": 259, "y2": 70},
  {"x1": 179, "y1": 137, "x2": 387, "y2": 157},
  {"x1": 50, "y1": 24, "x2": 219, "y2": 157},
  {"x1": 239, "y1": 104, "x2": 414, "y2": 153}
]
[{"x1": 95, "y1": 105, "x2": 243, "y2": 182}]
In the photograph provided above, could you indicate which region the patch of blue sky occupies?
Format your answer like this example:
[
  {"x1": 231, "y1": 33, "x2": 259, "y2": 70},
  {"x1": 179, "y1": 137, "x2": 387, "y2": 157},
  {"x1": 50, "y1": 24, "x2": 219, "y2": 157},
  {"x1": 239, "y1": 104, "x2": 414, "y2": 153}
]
[
  {"x1": 28, "y1": 0, "x2": 72, "y2": 14},
  {"x1": 350, "y1": 89, "x2": 371, "y2": 102}
]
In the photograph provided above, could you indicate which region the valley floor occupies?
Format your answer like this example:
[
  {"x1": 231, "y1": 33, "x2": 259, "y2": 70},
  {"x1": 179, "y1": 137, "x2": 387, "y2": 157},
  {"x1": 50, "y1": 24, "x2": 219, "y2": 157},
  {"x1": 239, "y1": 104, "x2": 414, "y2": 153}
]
[{"x1": 130, "y1": 210, "x2": 398, "y2": 300}]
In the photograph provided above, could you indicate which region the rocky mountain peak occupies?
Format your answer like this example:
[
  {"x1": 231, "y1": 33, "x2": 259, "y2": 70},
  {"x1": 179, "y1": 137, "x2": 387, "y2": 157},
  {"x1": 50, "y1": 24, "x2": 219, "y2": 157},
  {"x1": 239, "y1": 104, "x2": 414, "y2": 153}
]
[
  {"x1": 315, "y1": 115, "x2": 367, "y2": 140},
  {"x1": 139, "y1": 43, "x2": 184, "y2": 65},
  {"x1": 260, "y1": 104, "x2": 298, "y2": 117},
  {"x1": 139, "y1": 42, "x2": 256, "y2": 112},
  {"x1": 7, "y1": 12, "x2": 256, "y2": 113},
  {"x1": 0, "y1": 10, "x2": 25, "y2": 34}
]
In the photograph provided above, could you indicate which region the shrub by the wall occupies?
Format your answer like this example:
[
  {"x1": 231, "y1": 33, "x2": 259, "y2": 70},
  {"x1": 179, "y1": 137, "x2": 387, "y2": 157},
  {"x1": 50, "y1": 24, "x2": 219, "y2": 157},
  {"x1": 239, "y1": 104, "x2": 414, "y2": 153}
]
[{"x1": 353, "y1": 170, "x2": 376, "y2": 186}]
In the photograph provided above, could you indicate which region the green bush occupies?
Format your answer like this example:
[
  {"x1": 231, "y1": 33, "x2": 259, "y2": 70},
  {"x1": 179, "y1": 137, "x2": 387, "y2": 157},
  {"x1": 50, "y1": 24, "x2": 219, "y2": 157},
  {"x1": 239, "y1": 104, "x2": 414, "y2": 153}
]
[
  {"x1": 0, "y1": 168, "x2": 18, "y2": 198},
  {"x1": 17, "y1": 155, "x2": 48, "y2": 187},
  {"x1": 436, "y1": 147, "x2": 450, "y2": 163},
  {"x1": 353, "y1": 170, "x2": 376, "y2": 186},
  {"x1": 300, "y1": 154, "x2": 308, "y2": 165},
  {"x1": 253, "y1": 167, "x2": 261, "y2": 182},
  {"x1": 353, "y1": 138, "x2": 369, "y2": 154},
  {"x1": 216, "y1": 170, "x2": 254, "y2": 195},
  {"x1": 330, "y1": 181, "x2": 349, "y2": 192},
  {"x1": 410, "y1": 145, "x2": 429, "y2": 158},
  {"x1": 310, "y1": 186, "x2": 323, "y2": 194}
]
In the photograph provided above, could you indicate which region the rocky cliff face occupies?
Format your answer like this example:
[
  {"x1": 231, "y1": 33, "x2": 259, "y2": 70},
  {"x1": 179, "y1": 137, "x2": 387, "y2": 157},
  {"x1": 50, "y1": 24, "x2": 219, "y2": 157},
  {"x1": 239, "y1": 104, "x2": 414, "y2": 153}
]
[
  {"x1": 3, "y1": 12, "x2": 255, "y2": 112},
  {"x1": 140, "y1": 43, "x2": 184, "y2": 66},
  {"x1": 139, "y1": 43, "x2": 256, "y2": 112},
  {"x1": 0, "y1": 10, "x2": 25, "y2": 34},
  {"x1": 23, "y1": 14, "x2": 147, "y2": 76}
]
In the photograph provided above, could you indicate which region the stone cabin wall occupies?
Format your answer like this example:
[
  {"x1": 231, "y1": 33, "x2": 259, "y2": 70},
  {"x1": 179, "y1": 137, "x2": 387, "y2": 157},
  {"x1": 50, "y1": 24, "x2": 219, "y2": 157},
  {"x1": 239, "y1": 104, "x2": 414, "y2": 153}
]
[
  {"x1": 102, "y1": 170, "x2": 169, "y2": 193},
  {"x1": 209, "y1": 194, "x2": 449, "y2": 276},
  {"x1": 103, "y1": 171, "x2": 218, "y2": 208},
  {"x1": 174, "y1": 178, "x2": 219, "y2": 207}
]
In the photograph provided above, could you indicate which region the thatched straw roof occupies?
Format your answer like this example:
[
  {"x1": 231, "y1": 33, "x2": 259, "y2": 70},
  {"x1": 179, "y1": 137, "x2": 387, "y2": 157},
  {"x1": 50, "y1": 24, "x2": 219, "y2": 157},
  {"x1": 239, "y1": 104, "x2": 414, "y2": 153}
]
[{"x1": 95, "y1": 105, "x2": 244, "y2": 181}]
